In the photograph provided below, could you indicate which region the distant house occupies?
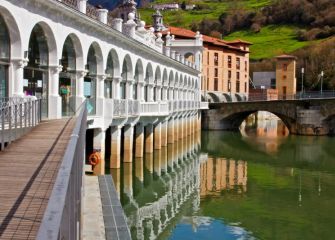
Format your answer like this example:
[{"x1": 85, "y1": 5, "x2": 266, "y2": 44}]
[
  {"x1": 185, "y1": 4, "x2": 195, "y2": 10},
  {"x1": 251, "y1": 55, "x2": 297, "y2": 100},
  {"x1": 152, "y1": 3, "x2": 179, "y2": 11},
  {"x1": 252, "y1": 72, "x2": 276, "y2": 89}
]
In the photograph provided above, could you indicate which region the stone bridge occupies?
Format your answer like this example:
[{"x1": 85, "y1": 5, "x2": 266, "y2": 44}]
[{"x1": 202, "y1": 99, "x2": 335, "y2": 136}]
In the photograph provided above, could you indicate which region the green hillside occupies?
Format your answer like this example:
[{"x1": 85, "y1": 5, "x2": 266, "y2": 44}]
[
  {"x1": 224, "y1": 25, "x2": 314, "y2": 60},
  {"x1": 138, "y1": 0, "x2": 331, "y2": 60},
  {"x1": 140, "y1": 0, "x2": 272, "y2": 29}
]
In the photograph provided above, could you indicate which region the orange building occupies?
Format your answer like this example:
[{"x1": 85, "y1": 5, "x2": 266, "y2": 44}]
[
  {"x1": 160, "y1": 26, "x2": 252, "y2": 96},
  {"x1": 275, "y1": 55, "x2": 297, "y2": 99}
]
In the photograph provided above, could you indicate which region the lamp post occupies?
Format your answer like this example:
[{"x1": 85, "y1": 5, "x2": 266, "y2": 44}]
[
  {"x1": 321, "y1": 71, "x2": 324, "y2": 95},
  {"x1": 301, "y1": 68, "x2": 304, "y2": 98}
]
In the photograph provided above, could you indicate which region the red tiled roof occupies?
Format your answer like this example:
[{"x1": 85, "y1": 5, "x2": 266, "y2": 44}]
[
  {"x1": 160, "y1": 26, "x2": 250, "y2": 53},
  {"x1": 276, "y1": 54, "x2": 297, "y2": 59}
]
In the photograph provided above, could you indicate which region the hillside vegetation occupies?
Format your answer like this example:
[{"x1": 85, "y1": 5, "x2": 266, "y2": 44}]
[{"x1": 139, "y1": 0, "x2": 335, "y2": 61}]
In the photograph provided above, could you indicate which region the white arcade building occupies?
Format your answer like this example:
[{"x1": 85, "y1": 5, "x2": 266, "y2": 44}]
[{"x1": 0, "y1": 0, "x2": 207, "y2": 174}]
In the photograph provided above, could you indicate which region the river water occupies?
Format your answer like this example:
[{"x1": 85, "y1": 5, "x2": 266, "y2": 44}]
[{"x1": 115, "y1": 112, "x2": 335, "y2": 240}]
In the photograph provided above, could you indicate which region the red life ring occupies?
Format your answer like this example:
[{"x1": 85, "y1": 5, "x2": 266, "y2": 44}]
[{"x1": 88, "y1": 152, "x2": 101, "y2": 166}]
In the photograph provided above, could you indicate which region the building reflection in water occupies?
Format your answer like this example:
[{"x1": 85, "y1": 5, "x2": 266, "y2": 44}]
[
  {"x1": 200, "y1": 158, "x2": 247, "y2": 196},
  {"x1": 241, "y1": 111, "x2": 289, "y2": 153},
  {"x1": 109, "y1": 132, "x2": 204, "y2": 240}
]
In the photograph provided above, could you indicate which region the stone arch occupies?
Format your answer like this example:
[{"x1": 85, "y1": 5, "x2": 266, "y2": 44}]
[
  {"x1": 134, "y1": 59, "x2": 144, "y2": 82},
  {"x1": 223, "y1": 93, "x2": 232, "y2": 102},
  {"x1": 121, "y1": 54, "x2": 132, "y2": 79},
  {"x1": 208, "y1": 92, "x2": 221, "y2": 103},
  {"x1": 220, "y1": 110, "x2": 294, "y2": 133},
  {"x1": 62, "y1": 33, "x2": 84, "y2": 70},
  {"x1": 154, "y1": 66, "x2": 161, "y2": 85},
  {"x1": 106, "y1": 48, "x2": 120, "y2": 77},
  {"x1": 154, "y1": 66, "x2": 161, "y2": 101},
  {"x1": 0, "y1": 6, "x2": 22, "y2": 59},
  {"x1": 87, "y1": 42, "x2": 103, "y2": 75},
  {"x1": 162, "y1": 68, "x2": 168, "y2": 86},
  {"x1": 145, "y1": 63, "x2": 153, "y2": 83},
  {"x1": 174, "y1": 72, "x2": 179, "y2": 87},
  {"x1": 31, "y1": 21, "x2": 58, "y2": 66},
  {"x1": 59, "y1": 34, "x2": 84, "y2": 116},
  {"x1": 169, "y1": 70, "x2": 174, "y2": 86},
  {"x1": 235, "y1": 93, "x2": 243, "y2": 102}
]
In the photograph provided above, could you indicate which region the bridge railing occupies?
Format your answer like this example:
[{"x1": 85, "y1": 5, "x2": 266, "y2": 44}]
[
  {"x1": 248, "y1": 91, "x2": 335, "y2": 102},
  {"x1": 0, "y1": 97, "x2": 42, "y2": 151},
  {"x1": 36, "y1": 101, "x2": 87, "y2": 240}
]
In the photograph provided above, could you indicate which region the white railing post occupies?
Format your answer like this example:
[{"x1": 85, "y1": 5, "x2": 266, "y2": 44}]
[
  {"x1": 78, "y1": 0, "x2": 87, "y2": 14},
  {"x1": 111, "y1": 18, "x2": 123, "y2": 32},
  {"x1": 97, "y1": 8, "x2": 108, "y2": 24}
]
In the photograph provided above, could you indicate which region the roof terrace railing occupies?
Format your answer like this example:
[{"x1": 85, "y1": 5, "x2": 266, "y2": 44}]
[{"x1": 36, "y1": 101, "x2": 87, "y2": 240}]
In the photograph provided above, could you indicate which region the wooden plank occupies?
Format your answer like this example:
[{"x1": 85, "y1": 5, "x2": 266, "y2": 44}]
[{"x1": 0, "y1": 118, "x2": 76, "y2": 239}]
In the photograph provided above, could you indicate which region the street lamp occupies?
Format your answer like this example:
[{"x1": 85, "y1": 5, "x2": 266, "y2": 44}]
[
  {"x1": 321, "y1": 71, "x2": 324, "y2": 95},
  {"x1": 301, "y1": 68, "x2": 304, "y2": 98}
]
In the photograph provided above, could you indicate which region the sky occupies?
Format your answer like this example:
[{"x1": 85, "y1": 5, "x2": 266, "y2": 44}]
[{"x1": 88, "y1": 0, "x2": 143, "y2": 10}]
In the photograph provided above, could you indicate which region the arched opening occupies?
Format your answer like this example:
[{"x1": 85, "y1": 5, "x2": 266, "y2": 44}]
[
  {"x1": 174, "y1": 72, "x2": 178, "y2": 100},
  {"x1": 85, "y1": 43, "x2": 101, "y2": 115},
  {"x1": 144, "y1": 63, "x2": 153, "y2": 102},
  {"x1": 154, "y1": 67, "x2": 161, "y2": 101},
  {"x1": 184, "y1": 52, "x2": 195, "y2": 63},
  {"x1": 168, "y1": 70, "x2": 174, "y2": 100},
  {"x1": 240, "y1": 111, "x2": 289, "y2": 152},
  {"x1": 105, "y1": 50, "x2": 119, "y2": 99},
  {"x1": 24, "y1": 24, "x2": 51, "y2": 118},
  {"x1": 121, "y1": 55, "x2": 132, "y2": 100},
  {"x1": 59, "y1": 36, "x2": 77, "y2": 116},
  {"x1": 0, "y1": 15, "x2": 10, "y2": 98},
  {"x1": 134, "y1": 59, "x2": 143, "y2": 100},
  {"x1": 162, "y1": 69, "x2": 168, "y2": 101}
]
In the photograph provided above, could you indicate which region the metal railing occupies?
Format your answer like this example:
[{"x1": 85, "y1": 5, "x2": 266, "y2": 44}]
[
  {"x1": 37, "y1": 101, "x2": 87, "y2": 240},
  {"x1": 0, "y1": 97, "x2": 42, "y2": 150},
  {"x1": 248, "y1": 91, "x2": 335, "y2": 102}
]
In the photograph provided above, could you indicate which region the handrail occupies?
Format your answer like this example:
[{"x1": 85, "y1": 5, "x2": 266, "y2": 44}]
[
  {"x1": 36, "y1": 101, "x2": 87, "y2": 240},
  {"x1": 0, "y1": 97, "x2": 41, "y2": 150}
]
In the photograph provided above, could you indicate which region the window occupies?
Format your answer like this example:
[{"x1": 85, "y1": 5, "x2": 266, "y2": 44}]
[
  {"x1": 236, "y1": 81, "x2": 240, "y2": 93},
  {"x1": 214, "y1": 53, "x2": 218, "y2": 66},
  {"x1": 283, "y1": 75, "x2": 287, "y2": 80},
  {"x1": 244, "y1": 82, "x2": 247, "y2": 93},
  {"x1": 228, "y1": 56, "x2": 232, "y2": 68},
  {"x1": 228, "y1": 80, "x2": 231, "y2": 91},
  {"x1": 245, "y1": 61, "x2": 248, "y2": 72},
  {"x1": 214, "y1": 78, "x2": 218, "y2": 91},
  {"x1": 214, "y1": 68, "x2": 218, "y2": 78},
  {"x1": 236, "y1": 57, "x2": 240, "y2": 70},
  {"x1": 228, "y1": 70, "x2": 232, "y2": 79},
  {"x1": 207, "y1": 52, "x2": 210, "y2": 65},
  {"x1": 237, "y1": 72, "x2": 240, "y2": 80},
  {"x1": 283, "y1": 64, "x2": 287, "y2": 71}
]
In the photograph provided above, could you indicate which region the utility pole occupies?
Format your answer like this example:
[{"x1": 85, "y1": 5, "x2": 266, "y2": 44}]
[
  {"x1": 321, "y1": 71, "x2": 324, "y2": 95},
  {"x1": 301, "y1": 67, "x2": 304, "y2": 98}
]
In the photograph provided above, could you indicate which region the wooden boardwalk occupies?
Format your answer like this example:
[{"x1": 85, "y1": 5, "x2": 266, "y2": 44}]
[{"x1": 0, "y1": 118, "x2": 76, "y2": 239}]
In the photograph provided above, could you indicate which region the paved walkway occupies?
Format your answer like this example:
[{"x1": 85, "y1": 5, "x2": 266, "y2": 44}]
[
  {"x1": 82, "y1": 174, "x2": 106, "y2": 240},
  {"x1": 0, "y1": 118, "x2": 76, "y2": 239}
]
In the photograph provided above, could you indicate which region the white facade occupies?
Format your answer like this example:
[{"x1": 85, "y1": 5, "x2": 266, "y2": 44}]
[{"x1": 0, "y1": 0, "x2": 206, "y2": 132}]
